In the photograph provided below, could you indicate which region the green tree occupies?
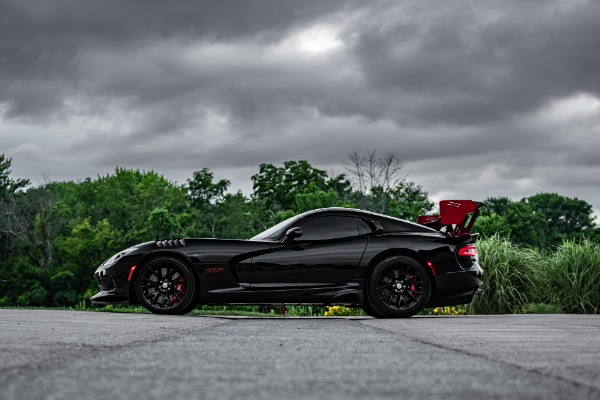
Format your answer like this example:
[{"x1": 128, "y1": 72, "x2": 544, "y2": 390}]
[
  {"x1": 215, "y1": 192, "x2": 261, "y2": 239},
  {"x1": 54, "y1": 168, "x2": 188, "y2": 245},
  {"x1": 0, "y1": 256, "x2": 49, "y2": 306},
  {"x1": 0, "y1": 154, "x2": 30, "y2": 201},
  {"x1": 55, "y1": 218, "x2": 120, "y2": 301},
  {"x1": 479, "y1": 196, "x2": 513, "y2": 217},
  {"x1": 295, "y1": 183, "x2": 341, "y2": 213},
  {"x1": 251, "y1": 161, "x2": 328, "y2": 212},
  {"x1": 187, "y1": 168, "x2": 230, "y2": 209},
  {"x1": 187, "y1": 168, "x2": 231, "y2": 237},
  {"x1": 385, "y1": 181, "x2": 434, "y2": 221},
  {"x1": 2, "y1": 185, "x2": 65, "y2": 270},
  {"x1": 476, "y1": 194, "x2": 597, "y2": 249},
  {"x1": 326, "y1": 174, "x2": 353, "y2": 204},
  {"x1": 0, "y1": 154, "x2": 31, "y2": 263},
  {"x1": 524, "y1": 193, "x2": 596, "y2": 249},
  {"x1": 145, "y1": 208, "x2": 182, "y2": 240},
  {"x1": 473, "y1": 213, "x2": 510, "y2": 238},
  {"x1": 502, "y1": 201, "x2": 546, "y2": 248}
]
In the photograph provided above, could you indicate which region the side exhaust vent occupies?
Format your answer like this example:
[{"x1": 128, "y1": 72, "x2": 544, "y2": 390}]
[{"x1": 156, "y1": 239, "x2": 186, "y2": 248}]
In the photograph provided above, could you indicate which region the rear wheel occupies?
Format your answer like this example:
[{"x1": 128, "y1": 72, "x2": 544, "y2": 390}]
[
  {"x1": 367, "y1": 256, "x2": 431, "y2": 318},
  {"x1": 361, "y1": 298, "x2": 386, "y2": 318},
  {"x1": 134, "y1": 257, "x2": 197, "y2": 315}
]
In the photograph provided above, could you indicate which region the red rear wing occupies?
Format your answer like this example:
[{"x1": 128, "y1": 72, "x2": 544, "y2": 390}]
[{"x1": 418, "y1": 200, "x2": 484, "y2": 236}]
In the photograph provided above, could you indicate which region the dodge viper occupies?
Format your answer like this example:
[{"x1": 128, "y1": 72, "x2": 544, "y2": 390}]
[{"x1": 91, "y1": 200, "x2": 484, "y2": 318}]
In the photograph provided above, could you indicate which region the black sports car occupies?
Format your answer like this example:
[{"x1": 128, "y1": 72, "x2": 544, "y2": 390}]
[{"x1": 92, "y1": 200, "x2": 484, "y2": 318}]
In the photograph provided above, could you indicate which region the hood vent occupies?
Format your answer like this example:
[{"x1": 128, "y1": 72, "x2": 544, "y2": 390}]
[{"x1": 156, "y1": 239, "x2": 186, "y2": 248}]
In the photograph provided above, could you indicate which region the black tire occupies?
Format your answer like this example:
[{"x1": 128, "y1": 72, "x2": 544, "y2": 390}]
[
  {"x1": 367, "y1": 256, "x2": 432, "y2": 318},
  {"x1": 134, "y1": 257, "x2": 197, "y2": 315},
  {"x1": 362, "y1": 299, "x2": 386, "y2": 318},
  {"x1": 177, "y1": 298, "x2": 199, "y2": 315}
]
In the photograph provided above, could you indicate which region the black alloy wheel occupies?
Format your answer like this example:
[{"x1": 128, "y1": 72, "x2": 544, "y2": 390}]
[
  {"x1": 135, "y1": 257, "x2": 197, "y2": 315},
  {"x1": 367, "y1": 256, "x2": 431, "y2": 318}
]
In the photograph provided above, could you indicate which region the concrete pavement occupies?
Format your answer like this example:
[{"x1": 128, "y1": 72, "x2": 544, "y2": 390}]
[{"x1": 0, "y1": 310, "x2": 598, "y2": 400}]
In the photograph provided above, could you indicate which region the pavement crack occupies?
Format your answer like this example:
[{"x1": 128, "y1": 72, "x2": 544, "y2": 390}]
[
  {"x1": 353, "y1": 319, "x2": 600, "y2": 395},
  {"x1": 0, "y1": 317, "x2": 234, "y2": 377}
]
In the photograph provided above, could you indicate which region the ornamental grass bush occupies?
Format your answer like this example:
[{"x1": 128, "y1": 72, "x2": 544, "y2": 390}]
[
  {"x1": 469, "y1": 235, "x2": 542, "y2": 314},
  {"x1": 539, "y1": 239, "x2": 600, "y2": 313}
]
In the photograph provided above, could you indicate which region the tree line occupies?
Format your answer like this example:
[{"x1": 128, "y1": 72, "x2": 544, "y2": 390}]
[{"x1": 0, "y1": 151, "x2": 597, "y2": 307}]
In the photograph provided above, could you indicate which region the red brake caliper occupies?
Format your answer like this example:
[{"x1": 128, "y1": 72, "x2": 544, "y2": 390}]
[
  {"x1": 172, "y1": 278, "x2": 185, "y2": 304},
  {"x1": 409, "y1": 274, "x2": 417, "y2": 295}
]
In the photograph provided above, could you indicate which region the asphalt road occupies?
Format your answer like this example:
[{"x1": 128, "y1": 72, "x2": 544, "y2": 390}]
[{"x1": 1, "y1": 310, "x2": 599, "y2": 400}]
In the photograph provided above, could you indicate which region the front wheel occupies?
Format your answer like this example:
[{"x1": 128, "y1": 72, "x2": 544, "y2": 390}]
[
  {"x1": 367, "y1": 256, "x2": 432, "y2": 318},
  {"x1": 134, "y1": 257, "x2": 197, "y2": 315}
]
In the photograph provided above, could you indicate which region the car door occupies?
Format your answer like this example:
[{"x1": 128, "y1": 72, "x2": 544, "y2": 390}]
[{"x1": 250, "y1": 215, "x2": 368, "y2": 288}]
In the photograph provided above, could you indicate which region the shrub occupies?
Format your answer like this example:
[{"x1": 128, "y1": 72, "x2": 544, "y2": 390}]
[
  {"x1": 541, "y1": 239, "x2": 600, "y2": 313},
  {"x1": 469, "y1": 235, "x2": 542, "y2": 314}
]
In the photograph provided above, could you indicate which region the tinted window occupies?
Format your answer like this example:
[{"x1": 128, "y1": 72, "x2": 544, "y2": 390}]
[
  {"x1": 298, "y1": 216, "x2": 359, "y2": 241},
  {"x1": 251, "y1": 214, "x2": 302, "y2": 240},
  {"x1": 380, "y1": 218, "x2": 431, "y2": 232}
]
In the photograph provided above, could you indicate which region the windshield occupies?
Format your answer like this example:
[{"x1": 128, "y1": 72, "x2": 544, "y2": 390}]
[{"x1": 250, "y1": 214, "x2": 303, "y2": 241}]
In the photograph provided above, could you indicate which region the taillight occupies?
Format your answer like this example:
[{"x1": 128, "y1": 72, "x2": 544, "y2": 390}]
[{"x1": 458, "y1": 245, "x2": 477, "y2": 257}]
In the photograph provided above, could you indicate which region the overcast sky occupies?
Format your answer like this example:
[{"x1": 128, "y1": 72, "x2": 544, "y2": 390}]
[{"x1": 1, "y1": 0, "x2": 599, "y2": 216}]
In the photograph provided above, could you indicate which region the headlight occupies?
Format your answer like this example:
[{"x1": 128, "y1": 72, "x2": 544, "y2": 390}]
[{"x1": 97, "y1": 246, "x2": 139, "y2": 272}]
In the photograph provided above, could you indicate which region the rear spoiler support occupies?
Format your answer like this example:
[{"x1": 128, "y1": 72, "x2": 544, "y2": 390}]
[{"x1": 418, "y1": 200, "x2": 484, "y2": 237}]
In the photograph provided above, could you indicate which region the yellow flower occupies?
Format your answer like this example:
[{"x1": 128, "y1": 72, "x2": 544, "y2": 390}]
[{"x1": 323, "y1": 305, "x2": 352, "y2": 316}]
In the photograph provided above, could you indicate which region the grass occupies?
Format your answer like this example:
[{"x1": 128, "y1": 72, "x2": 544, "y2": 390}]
[
  {"x1": 539, "y1": 239, "x2": 600, "y2": 313},
  {"x1": 521, "y1": 303, "x2": 563, "y2": 314},
  {"x1": 468, "y1": 235, "x2": 541, "y2": 314},
  {"x1": 469, "y1": 236, "x2": 600, "y2": 315}
]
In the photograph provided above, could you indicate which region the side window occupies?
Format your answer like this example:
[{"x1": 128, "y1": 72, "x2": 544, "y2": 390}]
[
  {"x1": 380, "y1": 219, "x2": 413, "y2": 232},
  {"x1": 298, "y1": 216, "x2": 359, "y2": 241}
]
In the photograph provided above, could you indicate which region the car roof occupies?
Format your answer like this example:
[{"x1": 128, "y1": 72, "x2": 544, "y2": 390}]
[
  {"x1": 298, "y1": 207, "x2": 437, "y2": 233},
  {"x1": 301, "y1": 207, "x2": 385, "y2": 218}
]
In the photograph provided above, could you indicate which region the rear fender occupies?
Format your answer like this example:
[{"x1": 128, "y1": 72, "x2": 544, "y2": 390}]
[{"x1": 363, "y1": 248, "x2": 437, "y2": 293}]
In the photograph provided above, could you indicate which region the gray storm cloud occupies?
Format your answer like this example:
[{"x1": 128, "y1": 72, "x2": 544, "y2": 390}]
[{"x1": 1, "y1": 0, "x2": 599, "y2": 215}]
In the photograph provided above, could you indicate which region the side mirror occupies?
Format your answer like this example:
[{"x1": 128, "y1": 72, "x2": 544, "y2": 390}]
[{"x1": 282, "y1": 227, "x2": 302, "y2": 246}]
